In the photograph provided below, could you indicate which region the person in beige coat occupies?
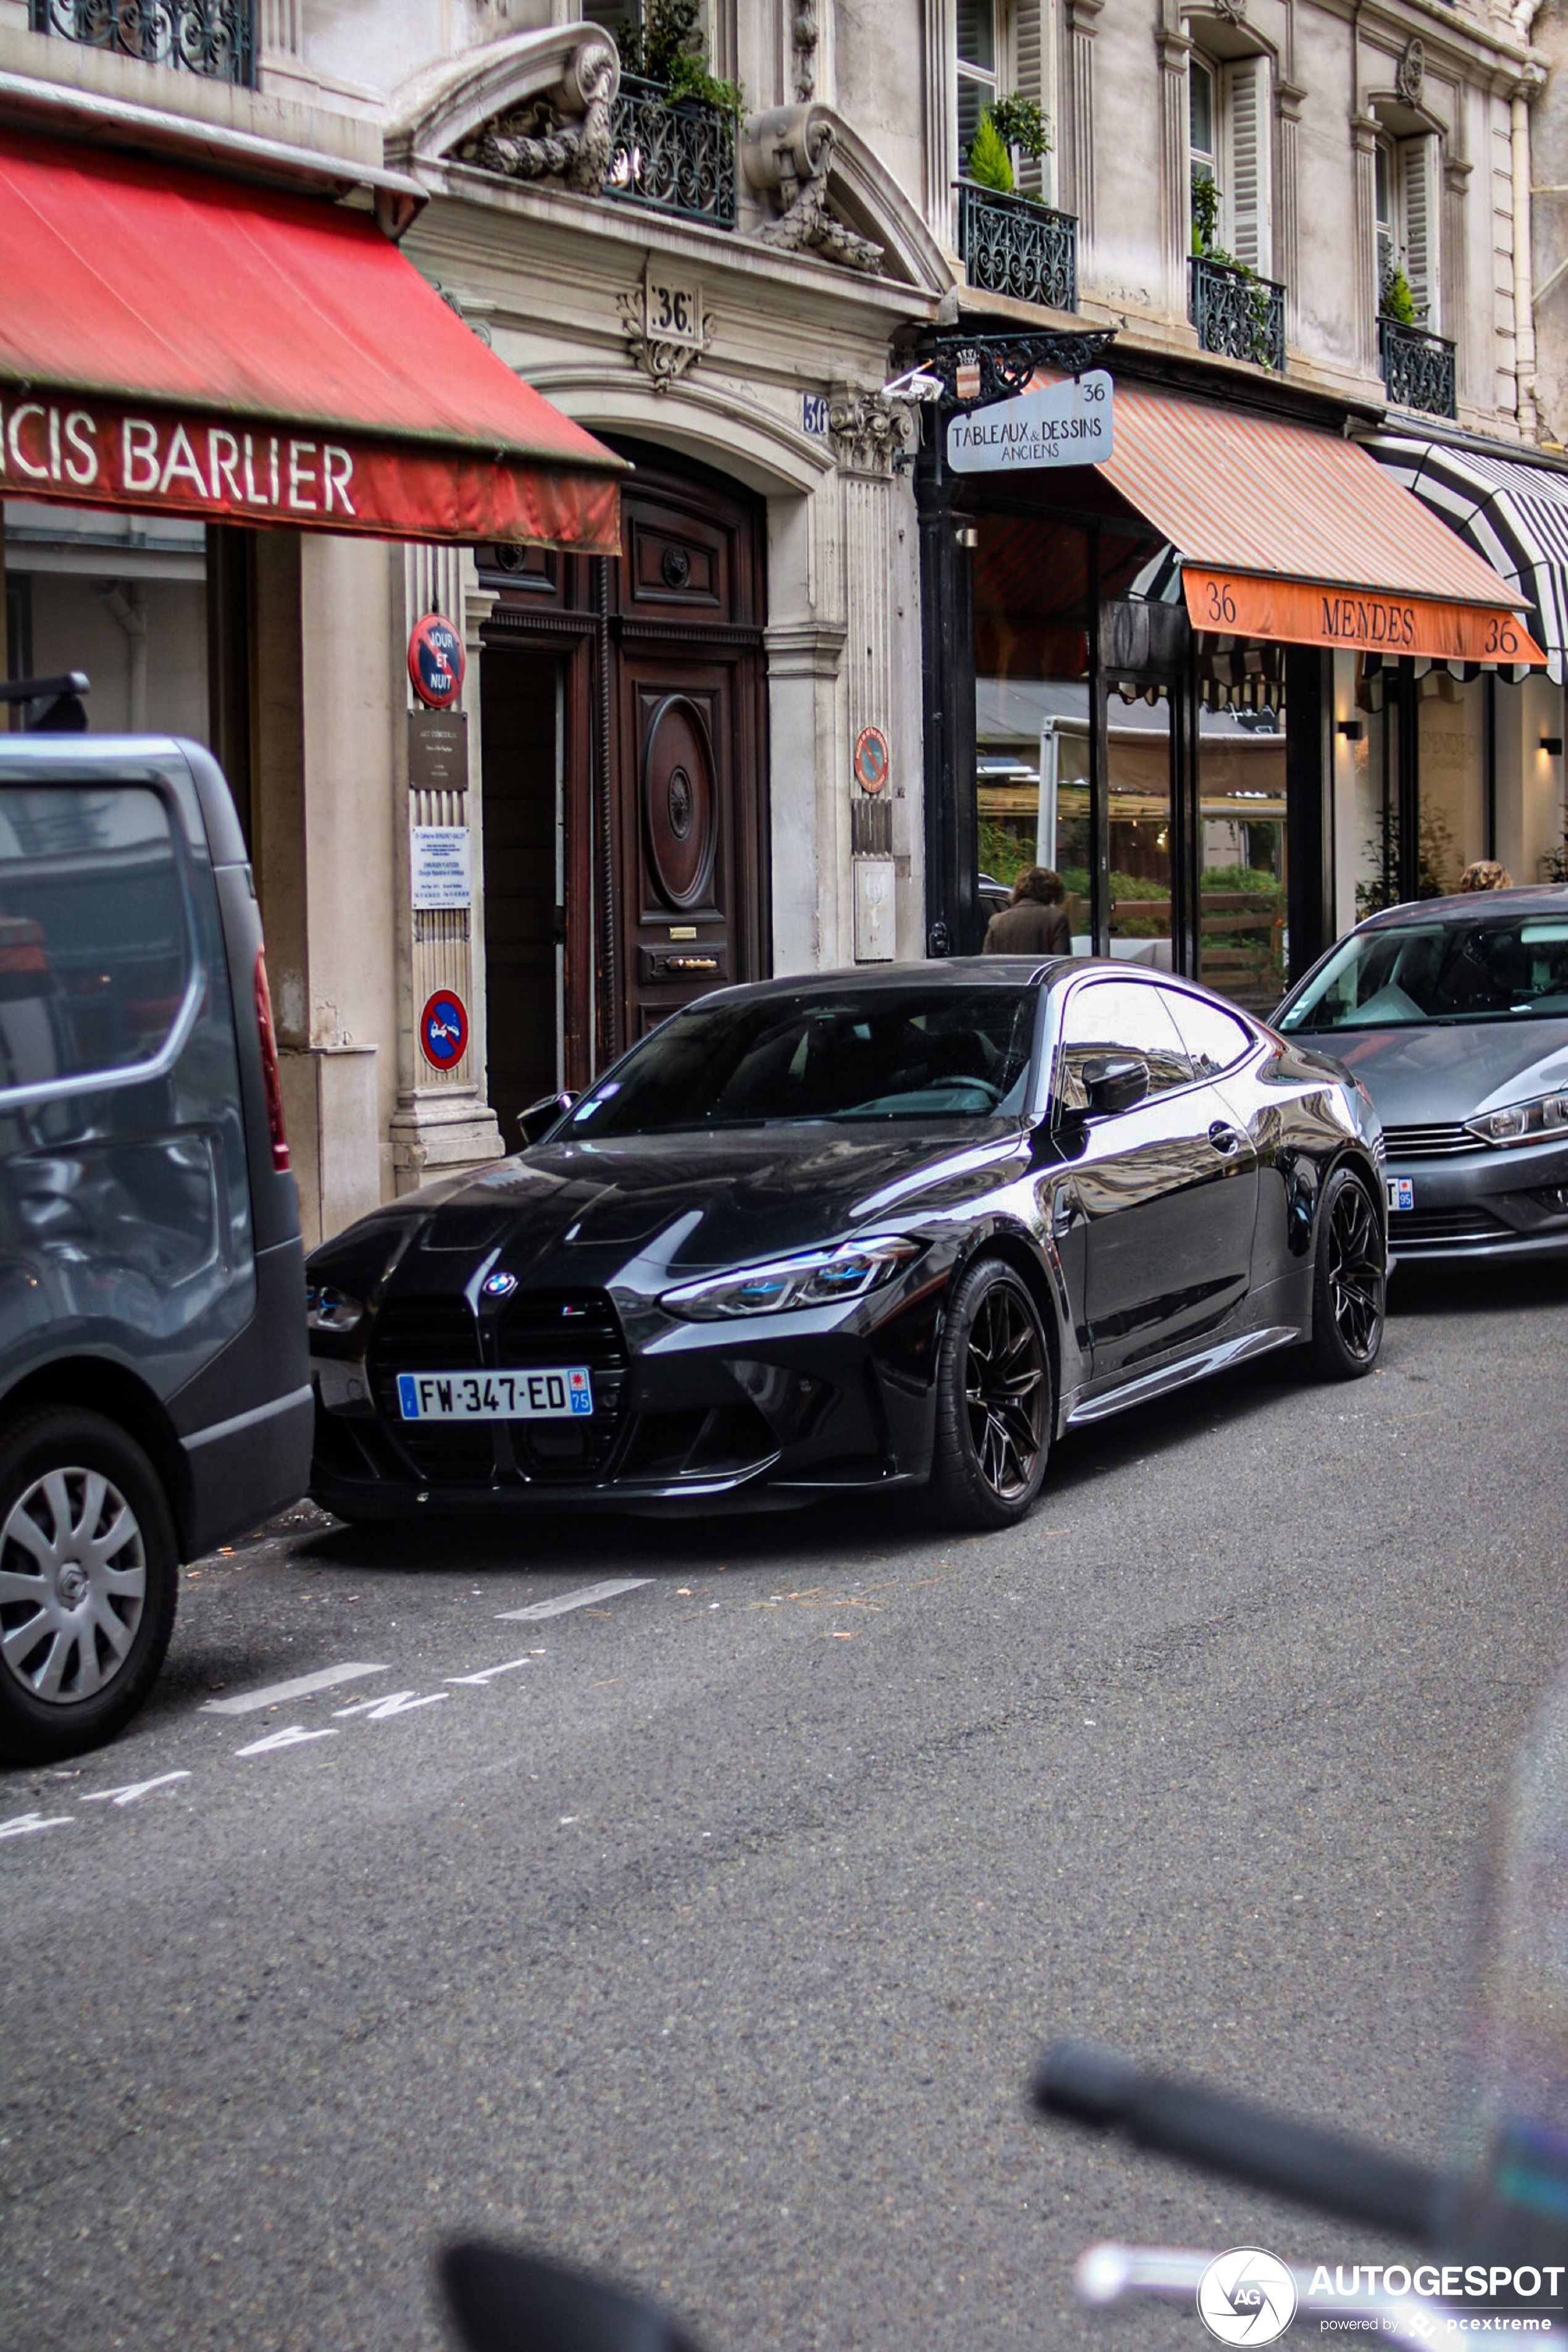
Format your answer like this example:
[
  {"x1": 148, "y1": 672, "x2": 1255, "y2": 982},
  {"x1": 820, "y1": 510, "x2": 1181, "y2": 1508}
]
[{"x1": 983, "y1": 865, "x2": 1074, "y2": 956}]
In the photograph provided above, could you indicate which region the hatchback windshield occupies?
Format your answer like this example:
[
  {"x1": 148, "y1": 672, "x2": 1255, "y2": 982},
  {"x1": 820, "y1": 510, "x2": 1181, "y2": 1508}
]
[
  {"x1": 564, "y1": 986, "x2": 1039, "y2": 1135},
  {"x1": 1280, "y1": 914, "x2": 1568, "y2": 1032}
]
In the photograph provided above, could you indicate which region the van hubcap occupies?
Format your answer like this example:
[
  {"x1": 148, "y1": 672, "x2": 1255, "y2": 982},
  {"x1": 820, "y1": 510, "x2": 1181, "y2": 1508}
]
[{"x1": 0, "y1": 1469, "x2": 146, "y2": 1706}]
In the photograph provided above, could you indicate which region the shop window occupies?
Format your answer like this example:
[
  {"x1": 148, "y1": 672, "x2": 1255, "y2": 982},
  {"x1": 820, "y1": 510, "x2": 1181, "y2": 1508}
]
[
  {"x1": 1188, "y1": 50, "x2": 1274, "y2": 277},
  {"x1": 1352, "y1": 663, "x2": 1490, "y2": 915},
  {"x1": 1375, "y1": 133, "x2": 1440, "y2": 332},
  {"x1": 2, "y1": 503, "x2": 209, "y2": 741}
]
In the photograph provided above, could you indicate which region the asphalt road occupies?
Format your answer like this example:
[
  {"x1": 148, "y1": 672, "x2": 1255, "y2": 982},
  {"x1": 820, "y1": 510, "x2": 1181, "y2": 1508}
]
[{"x1": 3, "y1": 1261, "x2": 1566, "y2": 2352}]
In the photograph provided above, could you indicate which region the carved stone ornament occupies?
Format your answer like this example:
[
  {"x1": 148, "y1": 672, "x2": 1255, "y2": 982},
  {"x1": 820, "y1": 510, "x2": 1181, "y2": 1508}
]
[
  {"x1": 458, "y1": 39, "x2": 619, "y2": 192},
  {"x1": 828, "y1": 390, "x2": 910, "y2": 473},
  {"x1": 617, "y1": 285, "x2": 715, "y2": 391},
  {"x1": 741, "y1": 106, "x2": 885, "y2": 274},
  {"x1": 792, "y1": 0, "x2": 819, "y2": 102},
  {"x1": 1396, "y1": 36, "x2": 1425, "y2": 106},
  {"x1": 1211, "y1": 0, "x2": 1247, "y2": 25}
]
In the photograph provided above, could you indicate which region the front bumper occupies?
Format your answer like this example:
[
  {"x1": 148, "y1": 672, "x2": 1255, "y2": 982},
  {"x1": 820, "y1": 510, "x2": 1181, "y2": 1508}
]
[
  {"x1": 308, "y1": 1271, "x2": 949, "y2": 1518},
  {"x1": 1384, "y1": 1135, "x2": 1568, "y2": 1259}
]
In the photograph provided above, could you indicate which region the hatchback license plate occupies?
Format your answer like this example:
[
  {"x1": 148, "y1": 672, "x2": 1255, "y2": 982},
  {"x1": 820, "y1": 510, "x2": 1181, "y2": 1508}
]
[
  {"x1": 1387, "y1": 1177, "x2": 1414, "y2": 1212},
  {"x1": 396, "y1": 1369, "x2": 593, "y2": 1420}
]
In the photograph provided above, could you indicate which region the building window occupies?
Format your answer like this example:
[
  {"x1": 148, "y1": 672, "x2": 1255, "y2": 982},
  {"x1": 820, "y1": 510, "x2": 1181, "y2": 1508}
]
[
  {"x1": 957, "y1": 0, "x2": 1000, "y2": 175},
  {"x1": 1375, "y1": 132, "x2": 1439, "y2": 332},
  {"x1": 1188, "y1": 50, "x2": 1273, "y2": 277}
]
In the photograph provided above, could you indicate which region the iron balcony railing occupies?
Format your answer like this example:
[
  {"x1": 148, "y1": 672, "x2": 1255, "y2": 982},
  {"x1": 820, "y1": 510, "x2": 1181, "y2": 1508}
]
[
  {"x1": 956, "y1": 181, "x2": 1078, "y2": 313},
  {"x1": 1190, "y1": 252, "x2": 1286, "y2": 373},
  {"x1": 605, "y1": 75, "x2": 736, "y2": 229},
  {"x1": 30, "y1": 0, "x2": 255, "y2": 83},
  {"x1": 1379, "y1": 317, "x2": 1457, "y2": 420}
]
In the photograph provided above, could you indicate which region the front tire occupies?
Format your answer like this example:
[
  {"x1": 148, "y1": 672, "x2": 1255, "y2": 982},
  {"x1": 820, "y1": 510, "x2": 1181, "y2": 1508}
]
[
  {"x1": 1307, "y1": 1166, "x2": 1386, "y2": 1380},
  {"x1": 930, "y1": 1257, "x2": 1053, "y2": 1529},
  {"x1": 0, "y1": 1409, "x2": 179, "y2": 1766}
]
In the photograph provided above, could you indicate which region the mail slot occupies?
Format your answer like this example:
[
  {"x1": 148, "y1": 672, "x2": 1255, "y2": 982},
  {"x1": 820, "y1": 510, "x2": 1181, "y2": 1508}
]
[{"x1": 639, "y1": 946, "x2": 728, "y2": 985}]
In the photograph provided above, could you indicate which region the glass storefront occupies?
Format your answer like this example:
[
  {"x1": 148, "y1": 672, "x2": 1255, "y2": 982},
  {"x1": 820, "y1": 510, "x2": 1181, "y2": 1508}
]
[{"x1": 3, "y1": 501, "x2": 209, "y2": 738}]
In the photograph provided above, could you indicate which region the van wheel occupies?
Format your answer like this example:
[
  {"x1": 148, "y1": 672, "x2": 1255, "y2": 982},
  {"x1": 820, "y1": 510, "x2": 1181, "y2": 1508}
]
[
  {"x1": 1307, "y1": 1166, "x2": 1386, "y2": 1380},
  {"x1": 930, "y1": 1257, "x2": 1053, "y2": 1529},
  {"x1": 0, "y1": 1410, "x2": 178, "y2": 1766}
]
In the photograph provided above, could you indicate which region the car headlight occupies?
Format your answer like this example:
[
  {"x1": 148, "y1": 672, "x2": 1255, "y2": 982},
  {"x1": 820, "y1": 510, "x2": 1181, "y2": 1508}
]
[
  {"x1": 306, "y1": 1282, "x2": 364, "y2": 1333},
  {"x1": 1464, "y1": 1091, "x2": 1568, "y2": 1148},
  {"x1": 661, "y1": 1236, "x2": 924, "y2": 1322}
]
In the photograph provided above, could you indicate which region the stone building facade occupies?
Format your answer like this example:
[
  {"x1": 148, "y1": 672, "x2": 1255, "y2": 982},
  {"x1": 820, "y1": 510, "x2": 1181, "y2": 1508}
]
[{"x1": 0, "y1": 0, "x2": 1562, "y2": 1241}]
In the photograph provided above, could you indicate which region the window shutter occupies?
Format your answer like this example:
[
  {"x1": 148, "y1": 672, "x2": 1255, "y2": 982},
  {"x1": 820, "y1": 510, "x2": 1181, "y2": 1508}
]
[
  {"x1": 1013, "y1": 0, "x2": 1048, "y2": 197},
  {"x1": 1398, "y1": 135, "x2": 1439, "y2": 329},
  {"x1": 1221, "y1": 54, "x2": 1273, "y2": 276}
]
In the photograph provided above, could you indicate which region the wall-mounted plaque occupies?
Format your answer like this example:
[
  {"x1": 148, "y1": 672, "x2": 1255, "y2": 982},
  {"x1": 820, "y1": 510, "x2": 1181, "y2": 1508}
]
[{"x1": 408, "y1": 708, "x2": 468, "y2": 794}]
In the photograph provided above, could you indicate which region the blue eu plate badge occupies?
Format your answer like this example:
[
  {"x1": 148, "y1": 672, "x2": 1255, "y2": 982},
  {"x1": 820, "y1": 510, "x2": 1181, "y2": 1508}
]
[{"x1": 1387, "y1": 1177, "x2": 1414, "y2": 1212}]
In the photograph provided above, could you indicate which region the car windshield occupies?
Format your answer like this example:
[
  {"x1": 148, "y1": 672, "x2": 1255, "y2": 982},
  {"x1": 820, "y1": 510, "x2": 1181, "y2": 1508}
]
[
  {"x1": 563, "y1": 985, "x2": 1039, "y2": 1135},
  {"x1": 1278, "y1": 914, "x2": 1568, "y2": 1031}
]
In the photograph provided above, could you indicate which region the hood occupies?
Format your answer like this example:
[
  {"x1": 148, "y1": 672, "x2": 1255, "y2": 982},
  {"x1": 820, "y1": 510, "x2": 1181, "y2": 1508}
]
[
  {"x1": 1287, "y1": 1019, "x2": 1568, "y2": 1126},
  {"x1": 312, "y1": 1124, "x2": 1029, "y2": 1289}
]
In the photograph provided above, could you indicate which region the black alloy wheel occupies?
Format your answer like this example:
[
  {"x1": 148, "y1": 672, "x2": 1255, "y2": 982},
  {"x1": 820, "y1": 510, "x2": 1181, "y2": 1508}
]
[
  {"x1": 931, "y1": 1256, "x2": 1052, "y2": 1528},
  {"x1": 1307, "y1": 1166, "x2": 1385, "y2": 1379},
  {"x1": 0, "y1": 1407, "x2": 179, "y2": 1765}
]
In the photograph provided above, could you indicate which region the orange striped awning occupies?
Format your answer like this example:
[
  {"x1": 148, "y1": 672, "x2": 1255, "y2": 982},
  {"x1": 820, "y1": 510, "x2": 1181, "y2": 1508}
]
[{"x1": 1097, "y1": 380, "x2": 1545, "y2": 666}]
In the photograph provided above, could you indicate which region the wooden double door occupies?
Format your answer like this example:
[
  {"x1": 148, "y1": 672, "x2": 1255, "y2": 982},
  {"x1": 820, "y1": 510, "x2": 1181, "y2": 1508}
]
[{"x1": 478, "y1": 441, "x2": 769, "y2": 1139}]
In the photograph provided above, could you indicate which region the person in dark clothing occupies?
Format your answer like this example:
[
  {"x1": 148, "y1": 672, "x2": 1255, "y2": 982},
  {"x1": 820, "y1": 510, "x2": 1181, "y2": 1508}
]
[{"x1": 983, "y1": 865, "x2": 1073, "y2": 956}]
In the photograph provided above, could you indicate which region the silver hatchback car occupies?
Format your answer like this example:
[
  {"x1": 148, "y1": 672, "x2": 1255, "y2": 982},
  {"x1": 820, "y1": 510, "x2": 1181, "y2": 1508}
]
[{"x1": 1275, "y1": 886, "x2": 1568, "y2": 1261}]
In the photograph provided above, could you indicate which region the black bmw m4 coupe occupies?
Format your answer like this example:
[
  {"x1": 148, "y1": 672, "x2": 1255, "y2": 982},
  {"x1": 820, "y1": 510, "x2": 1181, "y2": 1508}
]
[{"x1": 305, "y1": 959, "x2": 1386, "y2": 1532}]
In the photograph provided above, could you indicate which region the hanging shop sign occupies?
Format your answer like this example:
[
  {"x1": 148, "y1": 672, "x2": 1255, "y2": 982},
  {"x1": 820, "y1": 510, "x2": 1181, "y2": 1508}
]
[
  {"x1": 1182, "y1": 568, "x2": 1547, "y2": 665},
  {"x1": 0, "y1": 393, "x2": 619, "y2": 551},
  {"x1": 853, "y1": 725, "x2": 891, "y2": 794},
  {"x1": 411, "y1": 825, "x2": 472, "y2": 909},
  {"x1": 408, "y1": 612, "x2": 465, "y2": 711},
  {"x1": 947, "y1": 371, "x2": 1113, "y2": 473},
  {"x1": 420, "y1": 989, "x2": 469, "y2": 1070}
]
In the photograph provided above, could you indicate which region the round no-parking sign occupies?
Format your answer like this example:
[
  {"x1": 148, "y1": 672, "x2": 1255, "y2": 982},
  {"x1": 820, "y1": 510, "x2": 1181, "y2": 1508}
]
[
  {"x1": 407, "y1": 612, "x2": 465, "y2": 711},
  {"x1": 420, "y1": 990, "x2": 469, "y2": 1069}
]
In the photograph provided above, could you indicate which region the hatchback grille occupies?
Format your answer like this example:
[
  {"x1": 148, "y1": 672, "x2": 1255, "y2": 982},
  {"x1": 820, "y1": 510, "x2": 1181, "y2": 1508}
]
[
  {"x1": 1393, "y1": 1206, "x2": 1512, "y2": 1247},
  {"x1": 367, "y1": 1288, "x2": 628, "y2": 1488},
  {"x1": 1382, "y1": 1121, "x2": 1483, "y2": 1159}
]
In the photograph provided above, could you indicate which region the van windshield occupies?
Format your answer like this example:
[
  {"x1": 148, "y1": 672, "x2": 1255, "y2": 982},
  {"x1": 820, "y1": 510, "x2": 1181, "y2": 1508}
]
[{"x1": 1279, "y1": 915, "x2": 1568, "y2": 1031}]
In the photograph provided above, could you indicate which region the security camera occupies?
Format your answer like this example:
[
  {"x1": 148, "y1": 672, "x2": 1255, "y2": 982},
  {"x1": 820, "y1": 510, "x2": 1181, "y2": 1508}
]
[{"x1": 882, "y1": 366, "x2": 945, "y2": 402}]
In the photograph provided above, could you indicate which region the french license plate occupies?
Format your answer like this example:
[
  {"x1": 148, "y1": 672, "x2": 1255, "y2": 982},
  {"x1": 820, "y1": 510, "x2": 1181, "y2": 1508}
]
[
  {"x1": 396, "y1": 1368, "x2": 593, "y2": 1421},
  {"x1": 1387, "y1": 1177, "x2": 1414, "y2": 1213}
]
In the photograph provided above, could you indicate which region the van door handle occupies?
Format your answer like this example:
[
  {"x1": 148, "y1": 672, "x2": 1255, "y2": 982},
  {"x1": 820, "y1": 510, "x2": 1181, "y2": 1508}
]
[{"x1": 1209, "y1": 1122, "x2": 1248, "y2": 1157}]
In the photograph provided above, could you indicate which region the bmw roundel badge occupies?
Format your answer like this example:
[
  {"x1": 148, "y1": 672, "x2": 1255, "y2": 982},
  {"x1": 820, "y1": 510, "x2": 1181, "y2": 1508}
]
[{"x1": 482, "y1": 1271, "x2": 517, "y2": 1298}]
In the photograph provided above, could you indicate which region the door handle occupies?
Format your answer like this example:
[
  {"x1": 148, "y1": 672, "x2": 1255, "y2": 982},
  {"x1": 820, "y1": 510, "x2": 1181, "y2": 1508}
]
[{"x1": 1209, "y1": 1122, "x2": 1248, "y2": 1157}]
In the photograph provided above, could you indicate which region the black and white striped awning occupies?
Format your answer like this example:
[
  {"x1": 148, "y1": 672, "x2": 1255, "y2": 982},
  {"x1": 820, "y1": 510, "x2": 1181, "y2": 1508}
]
[{"x1": 1368, "y1": 433, "x2": 1568, "y2": 683}]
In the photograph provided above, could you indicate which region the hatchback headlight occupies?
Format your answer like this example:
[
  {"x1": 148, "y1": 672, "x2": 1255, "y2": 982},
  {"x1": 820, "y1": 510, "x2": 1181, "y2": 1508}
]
[
  {"x1": 306, "y1": 1282, "x2": 364, "y2": 1333},
  {"x1": 661, "y1": 1236, "x2": 924, "y2": 1322},
  {"x1": 1464, "y1": 1091, "x2": 1568, "y2": 1148}
]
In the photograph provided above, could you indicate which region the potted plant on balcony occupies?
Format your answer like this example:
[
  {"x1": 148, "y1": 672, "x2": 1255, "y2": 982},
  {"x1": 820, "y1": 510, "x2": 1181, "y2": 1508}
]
[
  {"x1": 1190, "y1": 168, "x2": 1274, "y2": 367},
  {"x1": 964, "y1": 96, "x2": 1053, "y2": 197},
  {"x1": 616, "y1": 0, "x2": 743, "y2": 119},
  {"x1": 959, "y1": 96, "x2": 1068, "y2": 306}
]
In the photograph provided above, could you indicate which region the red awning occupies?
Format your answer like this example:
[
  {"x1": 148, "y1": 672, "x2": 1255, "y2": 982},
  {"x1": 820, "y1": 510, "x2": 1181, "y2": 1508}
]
[{"x1": 0, "y1": 130, "x2": 621, "y2": 552}]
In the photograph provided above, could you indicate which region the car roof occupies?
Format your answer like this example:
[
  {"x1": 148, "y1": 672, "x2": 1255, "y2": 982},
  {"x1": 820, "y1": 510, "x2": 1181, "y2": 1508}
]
[{"x1": 1357, "y1": 884, "x2": 1568, "y2": 929}]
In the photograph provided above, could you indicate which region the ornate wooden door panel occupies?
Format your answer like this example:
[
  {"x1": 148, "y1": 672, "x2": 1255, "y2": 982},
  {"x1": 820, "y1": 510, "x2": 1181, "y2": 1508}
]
[{"x1": 610, "y1": 444, "x2": 768, "y2": 1043}]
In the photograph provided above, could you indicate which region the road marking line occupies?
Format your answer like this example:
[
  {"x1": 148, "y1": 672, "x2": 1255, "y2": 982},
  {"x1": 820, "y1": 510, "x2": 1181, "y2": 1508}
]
[
  {"x1": 235, "y1": 1725, "x2": 339, "y2": 1758},
  {"x1": 81, "y1": 1772, "x2": 191, "y2": 1808},
  {"x1": 201, "y1": 1663, "x2": 390, "y2": 1716},
  {"x1": 446, "y1": 1658, "x2": 533, "y2": 1686},
  {"x1": 497, "y1": 1577, "x2": 651, "y2": 1623},
  {"x1": 333, "y1": 1690, "x2": 448, "y2": 1720},
  {"x1": 0, "y1": 1811, "x2": 73, "y2": 1840}
]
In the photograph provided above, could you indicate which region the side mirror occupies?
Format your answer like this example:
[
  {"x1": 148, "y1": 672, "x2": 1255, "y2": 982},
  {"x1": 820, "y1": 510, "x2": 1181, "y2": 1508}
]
[
  {"x1": 515, "y1": 1090, "x2": 578, "y2": 1148},
  {"x1": 1082, "y1": 1054, "x2": 1149, "y2": 1117}
]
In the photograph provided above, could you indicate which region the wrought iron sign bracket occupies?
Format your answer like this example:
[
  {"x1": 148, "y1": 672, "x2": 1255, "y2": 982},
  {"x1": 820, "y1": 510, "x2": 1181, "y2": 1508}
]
[{"x1": 912, "y1": 327, "x2": 1119, "y2": 413}]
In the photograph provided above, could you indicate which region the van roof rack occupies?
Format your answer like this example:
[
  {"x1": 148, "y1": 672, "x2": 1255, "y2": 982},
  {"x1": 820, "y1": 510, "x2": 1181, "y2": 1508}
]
[{"x1": 0, "y1": 673, "x2": 90, "y2": 732}]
